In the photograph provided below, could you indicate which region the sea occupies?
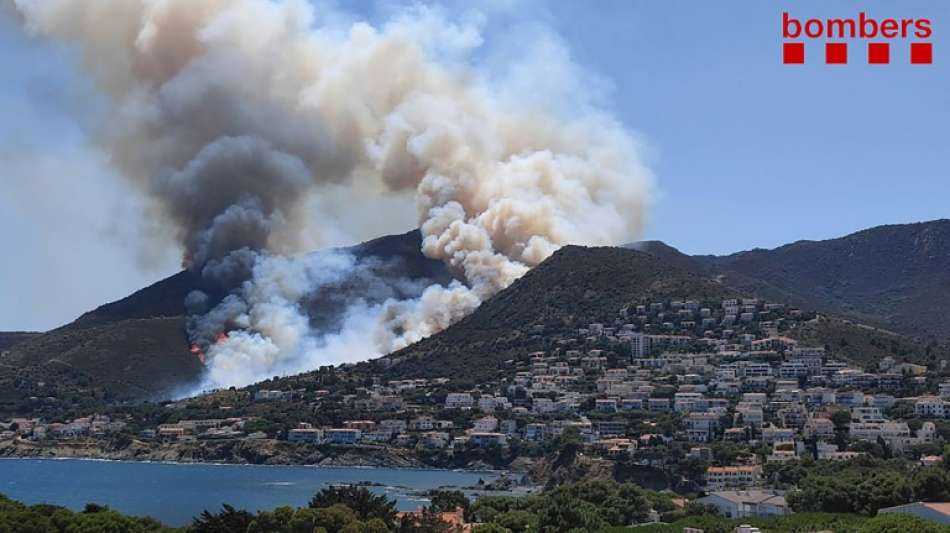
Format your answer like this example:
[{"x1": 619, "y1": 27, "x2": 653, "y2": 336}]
[{"x1": 0, "y1": 458, "x2": 502, "y2": 526}]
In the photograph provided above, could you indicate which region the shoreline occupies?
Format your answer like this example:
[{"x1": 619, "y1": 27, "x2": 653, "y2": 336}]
[
  {"x1": 0, "y1": 454, "x2": 511, "y2": 476},
  {"x1": 0, "y1": 437, "x2": 531, "y2": 477}
]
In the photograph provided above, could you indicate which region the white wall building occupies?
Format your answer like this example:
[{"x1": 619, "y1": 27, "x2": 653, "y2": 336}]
[{"x1": 697, "y1": 491, "x2": 789, "y2": 519}]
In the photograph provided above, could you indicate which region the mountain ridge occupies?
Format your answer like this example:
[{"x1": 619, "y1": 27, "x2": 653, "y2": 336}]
[
  {"x1": 631, "y1": 219, "x2": 950, "y2": 340},
  {"x1": 0, "y1": 229, "x2": 449, "y2": 408},
  {"x1": 1, "y1": 219, "x2": 948, "y2": 409},
  {"x1": 378, "y1": 244, "x2": 739, "y2": 382}
]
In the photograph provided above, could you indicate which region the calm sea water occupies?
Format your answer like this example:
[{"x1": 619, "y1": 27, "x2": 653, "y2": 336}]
[{"x1": 0, "y1": 459, "x2": 500, "y2": 526}]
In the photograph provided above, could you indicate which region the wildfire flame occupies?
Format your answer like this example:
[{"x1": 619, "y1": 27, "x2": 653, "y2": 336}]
[
  {"x1": 190, "y1": 332, "x2": 229, "y2": 366},
  {"x1": 190, "y1": 343, "x2": 206, "y2": 365}
]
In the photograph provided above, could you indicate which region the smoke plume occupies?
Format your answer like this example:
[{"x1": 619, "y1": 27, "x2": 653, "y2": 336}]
[{"x1": 13, "y1": 0, "x2": 653, "y2": 390}]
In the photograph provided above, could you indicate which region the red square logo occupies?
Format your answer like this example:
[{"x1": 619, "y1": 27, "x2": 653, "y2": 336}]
[
  {"x1": 783, "y1": 42, "x2": 804, "y2": 64},
  {"x1": 911, "y1": 42, "x2": 932, "y2": 64},
  {"x1": 826, "y1": 42, "x2": 847, "y2": 64},
  {"x1": 868, "y1": 42, "x2": 889, "y2": 64}
]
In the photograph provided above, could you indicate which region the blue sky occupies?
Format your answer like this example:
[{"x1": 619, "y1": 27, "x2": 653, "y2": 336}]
[
  {"x1": 1, "y1": 0, "x2": 948, "y2": 331},
  {"x1": 538, "y1": 0, "x2": 949, "y2": 253}
]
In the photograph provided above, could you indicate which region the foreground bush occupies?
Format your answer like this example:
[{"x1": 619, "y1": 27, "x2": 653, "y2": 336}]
[{"x1": 0, "y1": 495, "x2": 172, "y2": 533}]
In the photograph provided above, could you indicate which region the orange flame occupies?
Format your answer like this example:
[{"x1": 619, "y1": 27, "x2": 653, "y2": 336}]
[{"x1": 190, "y1": 343, "x2": 206, "y2": 364}]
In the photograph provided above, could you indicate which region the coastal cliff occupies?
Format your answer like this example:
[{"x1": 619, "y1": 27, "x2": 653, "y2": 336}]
[{"x1": 0, "y1": 437, "x2": 429, "y2": 468}]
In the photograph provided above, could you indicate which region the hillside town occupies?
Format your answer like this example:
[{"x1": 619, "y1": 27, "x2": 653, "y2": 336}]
[{"x1": 4, "y1": 297, "x2": 950, "y2": 524}]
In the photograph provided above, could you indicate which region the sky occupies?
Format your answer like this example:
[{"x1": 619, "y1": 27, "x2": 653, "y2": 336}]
[{"x1": 1, "y1": 0, "x2": 948, "y2": 331}]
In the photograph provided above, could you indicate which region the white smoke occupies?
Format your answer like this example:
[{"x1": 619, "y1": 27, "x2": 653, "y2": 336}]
[{"x1": 13, "y1": 0, "x2": 653, "y2": 390}]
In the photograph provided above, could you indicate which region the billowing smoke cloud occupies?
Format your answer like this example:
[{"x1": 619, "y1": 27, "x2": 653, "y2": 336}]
[{"x1": 13, "y1": 0, "x2": 652, "y2": 390}]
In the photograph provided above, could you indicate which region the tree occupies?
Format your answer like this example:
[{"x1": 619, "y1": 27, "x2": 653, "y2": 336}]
[
  {"x1": 535, "y1": 493, "x2": 606, "y2": 533},
  {"x1": 311, "y1": 504, "x2": 359, "y2": 533},
  {"x1": 544, "y1": 479, "x2": 651, "y2": 526},
  {"x1": 710, "y1": 441, "x2": 742, "y2": 465},
  {"x1": 789, "y1": 468, "x2": 914, "y2": 515},
  {"x1": 191, "y1": 504, "x2": 255, "y2": 533},
  {"x1": 911, "y1": 468, "x2": 950, "y2": 502},
  {"x1": 82, "y1": 503, "x2": 110, "y2": 514},
  {"x1": 247, "y1": 506, "x2": 295, "y2": 533},
  {"x1": 288, "y1": 508, "x2": 322, "y2": 533},
  {"x1": 468, "y1": 496, "x2": 531, "y2": 524},
  {"x1": 356, "y1": 518, "x2": 390, "y2": 533},
  {"x1": 493, "y1": 510, "x2": 537, "y2": 532},
  {"x1": 859, "y1": 512, "x2": 949, "y2": 533},
  {"x1": 549, "y1": 427, "x2": 582, "y2": 469},
  {"x1": 395, "y1": 509, "x2": 455, "y2": 533},
  {"x1": 831, "y1": 409, "x2": 852, "y2": 429},
  {"x1": 851, "y1": 440, "x2": 886, "y2": 459},
  {"x1": 611, "y1": 482, "x2": 652, "y2": 524},
  {"x1": 309, "y1": 486, "x2": 397, "y2": 526},
  {"x1": 428, "y1": 490, "x2": 470, "y2": 514},
  {"x1": 472, "y1": 525, "x2": 512, "y2": 533},
  {"x1": 680, "y1": 456, "x2": 709, "y2": 482}
]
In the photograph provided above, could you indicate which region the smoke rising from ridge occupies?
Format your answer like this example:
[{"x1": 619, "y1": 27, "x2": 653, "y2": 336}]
[{"x1": 13, "y1": 0, "x2": 653, "y2": 390}]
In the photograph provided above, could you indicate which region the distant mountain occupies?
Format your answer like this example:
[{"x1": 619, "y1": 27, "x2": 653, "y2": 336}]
[
  {"x1": 0, "y1": 229, "x2": 450, "y2": 409},
  {"x1": 632, "y1": 220, "x2": 950, "y2": 340}
]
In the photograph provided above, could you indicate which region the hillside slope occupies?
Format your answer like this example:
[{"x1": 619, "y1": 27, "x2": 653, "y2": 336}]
[
  {"x1": 73, "y1": 229, "x2": 451, "y2": 327},
  {"x1": 0, "y1": 332, "x2": 40, "y2": 353},
  {"x1": 693, "y1": 219, "x2": 950, "y2": 339},
  {"x1": 0, "y1": 318, "x2": 202, "y2": 412},
  {"x1": 0, "y1": 230, "x2": 450, "y2": 405},
  {"x1": 379, "y1": 241, "x2": 948, "y2": 384},
  {"x1": 786, "y1": 315, "x2": 945, "y2": 370},
  {"x1": 380, "y1": 245, "x2": 737, "y2": 382}
]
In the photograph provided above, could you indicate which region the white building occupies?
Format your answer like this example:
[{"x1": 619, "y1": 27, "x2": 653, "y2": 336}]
[
  {"x1": 916, "y1": 397, "x2": 947, "y2": 418},
  {"x1": 879, "y1": 502, "x2": 950, "y2": 525},
  {"x1": 444, "y1": 393, "x2": 475, "y2": 410},
  {"x1": 409, "y1": 416, "x2": 434, "y2": 431},
  {"x1": 524, "y1": 423, "x2": 546, "y2": 441},
  {"x1": 816, "y1": 441, "x2": 865, "y2": 461},
  {"x1": 851, "y1": 406, "x2": 886, "y2": 423},
  {"x1": 472, "y1": 416, "x2": 499, "y2": 433},
  {"x1": 324, "y1": 428, "x2": 361, "y2": 445},
  {"x1": 706, "y1": 466, "x2": 763, "y2": 490},
  {"x1": 735, "y1": 404, "x2": 764, "y2": 427},
  {"x1": 287, "y1": 428, "x2": 323, "y2": 443},
  {"x1": 468, "y1": 432, "x2": 507, "y2": 447},
  {"x1": 849, "y1": 421, "x2": 932, "y2": 452},
  {"x1": 532, "y1": 398, "x2": 556, "y2": 414},
  {"x1": 477, "y1": 395, "x2": 511, "y2": 412},
  {"x1": 697, "y1": 491, "x2": 789, "y2": 519},
  {"x1": 761, "y1": 425, "x2": 795, "y2": 444},
  {"x1": 803, "y1": 417, "x2": 835, "y2": 439},
  {"x1": 685, "y1": 412, "x2": 720, "y2": 442}
]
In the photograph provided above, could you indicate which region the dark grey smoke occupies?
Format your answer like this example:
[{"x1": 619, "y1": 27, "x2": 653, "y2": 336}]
[
  {"x1": 153, "y1": 136, "x2": 311, "y2": 268},
  {"x1": 14, "y1": 0, "x2": 652, "y2": 391}
]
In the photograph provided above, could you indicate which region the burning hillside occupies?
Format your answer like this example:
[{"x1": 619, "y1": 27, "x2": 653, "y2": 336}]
[{"x1": 12, "y1": 0, "x2": 652, "y2": 390}]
